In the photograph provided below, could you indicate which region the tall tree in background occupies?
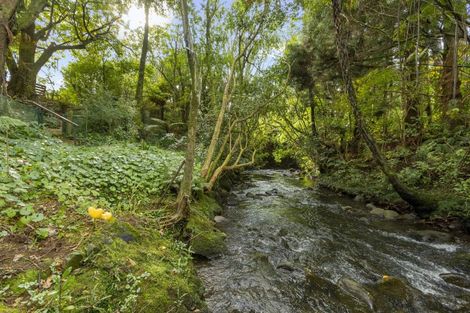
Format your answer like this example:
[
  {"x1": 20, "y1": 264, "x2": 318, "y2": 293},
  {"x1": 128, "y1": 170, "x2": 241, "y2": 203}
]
[
  {"x1": 0, "y1": 0, "x2": 18, "y2": 94},
  {"x1": 331, "y1": 0, "x2": 434, "y2": 215},
  {"x1": 175, "y1": 0, "x2": 200, "y2": 220},
  {"x1": 136, "y1": 0, "x2": 151, "y2": 123},
  {"x1": 435, "y1": 0, "x2": 467, "y2": 128},
  {"x1": 6, "y1": 0, "x2": 120, "y2": 99}
]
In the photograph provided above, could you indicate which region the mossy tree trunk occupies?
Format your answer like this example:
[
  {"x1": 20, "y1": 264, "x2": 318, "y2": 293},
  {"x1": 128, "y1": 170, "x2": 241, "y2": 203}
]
[{"x1": 331, "y1": 0, "x2": 435, "y2": 216}]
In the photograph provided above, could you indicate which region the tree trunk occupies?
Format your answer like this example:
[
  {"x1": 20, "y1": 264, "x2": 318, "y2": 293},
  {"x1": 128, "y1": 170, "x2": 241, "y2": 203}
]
[
  {"x1": 136, "y1": 1, "x2": 150, "y2": 124},
  {"x1": 308, "y1": 86, "x2": 317, "y2": 137},
  {"x1": 200, "y1": 61, "x2": 236, "y2": 178},
  {"x1": 8, "y1": 22, "x2": 37, "y2": 98},
  {"x1": 403, "y1": 68, "x2": 421, "y2": 146},
  {"x1": 440, "y1": 28, "x2": 463, "y2": 128},
  {"x1": 175, "y1": 0, "x2": 201, "y2": 220},
  {"x1": 0, "y1": 0, "x2": 17, "y2": 95},
  {"x1": 201, "y1": 60, "x2": 237, "y2": 178},
  {"x1": 331, "y1": 0, "x2": 435, "y2": 216}
]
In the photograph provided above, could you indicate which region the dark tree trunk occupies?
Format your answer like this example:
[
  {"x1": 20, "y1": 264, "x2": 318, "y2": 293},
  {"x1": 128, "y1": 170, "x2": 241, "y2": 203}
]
[
  {"x1": 0, "y1": 0, "x2": 17, "y2": 95},
  {"x1": 8, "y1": 23, "x2": 37, "y2": 98},
  {"x1": 136, "y1": 1, "x2": 150, "y2": 124},
  {"x1": 349, "y1": 121, "x2": 361, "y2": 156},
  {"x1": 308, "y1": 86, "x2": 317, "y2": 137},
  {"x1": 331, "y1": 0, "x2": 435, "y2": 216},
  {"x1": 402, "y1": 1, "x2": 422, "y2": 147},
  {"x1": 440, "y1": 30, "x2": 463, "y2": 128},
  {"x1": 403, "y1": 67, "x2": 421, "y2": 146}
]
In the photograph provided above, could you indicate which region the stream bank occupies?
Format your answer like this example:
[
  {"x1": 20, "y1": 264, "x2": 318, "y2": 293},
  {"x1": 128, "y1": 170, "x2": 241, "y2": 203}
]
[{"x1": 319, "y1": 171, "x2": 470, "y2": 234}]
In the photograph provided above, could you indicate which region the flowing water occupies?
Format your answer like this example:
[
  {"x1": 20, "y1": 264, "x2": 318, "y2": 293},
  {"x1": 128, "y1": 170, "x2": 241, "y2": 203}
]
[{"x1": 196, "y1": 170, "x2": 470, "y2": 313}]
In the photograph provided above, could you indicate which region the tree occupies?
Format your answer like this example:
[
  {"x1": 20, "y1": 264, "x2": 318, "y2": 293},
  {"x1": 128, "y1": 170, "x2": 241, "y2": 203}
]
[
  {"x1": 135, "y1": 0, "x2": 151, "y2": 124},
  {"x1": 0, "y1": 0, "x2": 18, "y2": 94},
  {"x1": 331, "y1": 0, "x2": 435, "y2": 216},
  {"x1": 6, "y1": 0, "x2": 121, "y2": 98},
  {"x1": 200, "y1": 0, "x2": 287, "y2": 179},
  {"x1": 174, "y1": 0, "x2": 201, "y2": 220},
  {"x1": 435, "y1": 0, "x2": 467, "y2": 128}
]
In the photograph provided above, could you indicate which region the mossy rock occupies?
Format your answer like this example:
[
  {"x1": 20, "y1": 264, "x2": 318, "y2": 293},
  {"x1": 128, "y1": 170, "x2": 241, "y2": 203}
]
[
  {"x1": 369, "y1": 278, "x2": 416, "y2": 312},
  {"x1": 187, "y1": 195, "x2": 226, "y2": 258}
]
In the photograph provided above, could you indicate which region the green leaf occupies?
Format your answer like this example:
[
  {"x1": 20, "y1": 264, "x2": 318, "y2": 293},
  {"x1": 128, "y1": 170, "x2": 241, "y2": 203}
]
[
  {"x1": 31, "y1": 213, "x2": 45, "y2": 222},
  {"x1": 19, "y1": 206, "x2": 34, "y2": 216},
  {"x1": 35, "y1": 228, "x2": 49, "y2": 239},
  {"x1": 19, "y1": 215, "x2": 32, "y2": 225},
  {"x1": 4, "y1": 208, "x2": 17, "y2": 218}
]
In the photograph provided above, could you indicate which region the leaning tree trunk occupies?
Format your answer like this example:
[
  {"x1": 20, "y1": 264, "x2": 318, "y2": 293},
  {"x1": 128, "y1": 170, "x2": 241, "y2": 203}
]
[
  {"x1": 200, "y1": 61, "x2": 236, "y2": 178},
  {"x1": 331, "y1": 0, "x2": 435, "y2": 215},
  {"x1": 136, "y1": 1, "x2": 150, "y2": 124},
  {"x1": 175, "y1": 0, "x2": 201, "y2": 220}
]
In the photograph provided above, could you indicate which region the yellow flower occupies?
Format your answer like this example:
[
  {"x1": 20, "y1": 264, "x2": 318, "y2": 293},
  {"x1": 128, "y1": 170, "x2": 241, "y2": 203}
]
[
  {"x1": 101, "y1": 212, "x2": 113, "y2": 221},
  {"x1": 160, "y1": 246, "x2": 167, "y2": 251},
  {"x1": 382, "y1": 275, "x2": 391, "y2": 282},
  {"x1": 88, "y1": 207, "x2": 104, "y2": 219}
]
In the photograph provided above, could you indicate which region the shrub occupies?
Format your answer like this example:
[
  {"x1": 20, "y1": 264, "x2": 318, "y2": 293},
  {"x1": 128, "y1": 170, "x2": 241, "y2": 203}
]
[{"x1": 77, "y1": 90, "x2": 138, "y2": 140}]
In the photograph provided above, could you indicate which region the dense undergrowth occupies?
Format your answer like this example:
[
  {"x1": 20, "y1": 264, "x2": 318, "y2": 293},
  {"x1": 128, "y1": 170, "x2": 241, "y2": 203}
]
[
  {"x1": 317, "y1": 130, "x2": 470, "y2": 221},
  {"x1": 0, "y1": 117, "x2": 221, "y2": 312}
]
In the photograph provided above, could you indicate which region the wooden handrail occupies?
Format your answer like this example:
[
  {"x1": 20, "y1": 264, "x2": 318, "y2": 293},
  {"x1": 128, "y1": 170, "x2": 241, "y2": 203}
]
[{"x1": 22, "y1": 99, "x2": 78, "y2": 127}]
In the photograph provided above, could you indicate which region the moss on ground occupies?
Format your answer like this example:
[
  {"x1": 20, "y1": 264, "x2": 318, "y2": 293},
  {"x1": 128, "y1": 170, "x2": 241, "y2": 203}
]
[
  {"x1": 187, "y1": 195, "x2": 226, "y2": 258},
  {"x1": 1, "y1": 215, "x2": 210, "y2": 312}
]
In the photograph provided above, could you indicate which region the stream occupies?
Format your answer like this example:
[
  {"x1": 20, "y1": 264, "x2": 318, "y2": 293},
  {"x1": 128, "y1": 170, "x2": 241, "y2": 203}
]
[{"x1": 196, "y1": 170, "x2": 470, "y2": 313}]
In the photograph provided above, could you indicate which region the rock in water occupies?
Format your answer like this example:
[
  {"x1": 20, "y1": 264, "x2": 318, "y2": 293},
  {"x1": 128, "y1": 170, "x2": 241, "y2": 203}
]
[
  {"x1": 440, "y1": 273, "x2": 470, "y2": 288},
  {"x1": 370, "y1": 276, "x2": 422, "y2": 312},
  {"x1": 366, "y1": 203, "x2": 377, "y2": 210},
  {"x1": 338, "y1": 277, "x2": 374, "y2": 310},
  {"x1": 277, "y1": 261, "x2": 295, "y2": 272},
  {"x1": 410, "y1": 230, "x2": 452, "y2": 242},
  {"x1": 214, "y1": 215, "x2": 229, "y2": 224},
  {"x1": 277, "y1": 228, "x2": 288, "y2": 237},
  {"x1": 354, "y1": 195, "x2": 364, "y2": 202},
  {"x1": 368, "y1": 205, "x2": 399, "y2": 220},
  {"x1": 370, "y1": 207, "x2": 386, "y2": 216},
  {"x1": 397, "y1": 213, "x2": 416, "y2": 221},
  {"x1": 383, "y1": 210, "x2": 399, "y2": 220}
]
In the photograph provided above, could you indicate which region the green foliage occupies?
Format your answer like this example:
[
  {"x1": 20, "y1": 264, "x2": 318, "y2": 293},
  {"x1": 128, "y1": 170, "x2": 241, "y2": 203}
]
[
  {"x1": 0, "y1": 119, "x2": 203, "y2": 236},
  {"x1": 77, "y1": 90, "x2": 138, "y2": 139},
  {"x1": 0, "y1": 116, "x2": 41, "y2": 139}
]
